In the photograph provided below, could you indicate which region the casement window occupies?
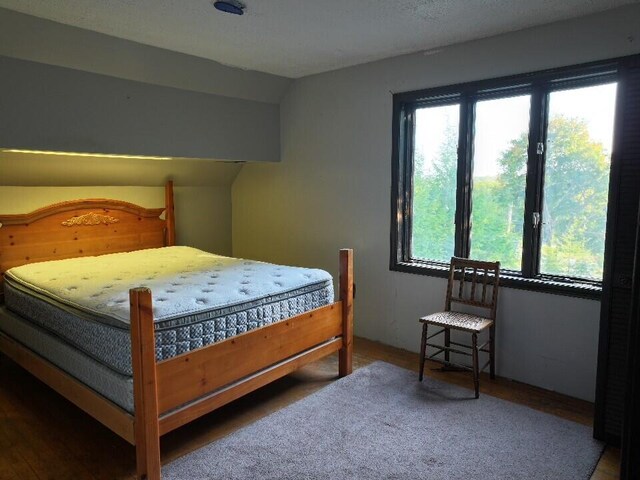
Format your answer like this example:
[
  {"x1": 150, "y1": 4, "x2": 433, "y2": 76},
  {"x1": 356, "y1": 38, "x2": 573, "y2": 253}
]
[{"x1": 391, "y1": 59, "x2": 623, "y2": 298}]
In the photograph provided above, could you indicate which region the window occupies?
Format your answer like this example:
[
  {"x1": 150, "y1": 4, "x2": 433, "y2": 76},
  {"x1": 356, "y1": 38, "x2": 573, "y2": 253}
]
[
  {"x1": 391, "y1": 60, "x2": 620, "y2": 297},
  {"x1": 411, "y1": 103, "x2": 459, "y2": 262}
]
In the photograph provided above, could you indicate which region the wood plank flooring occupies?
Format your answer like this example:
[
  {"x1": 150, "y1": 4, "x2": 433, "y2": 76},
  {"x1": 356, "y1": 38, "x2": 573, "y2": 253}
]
[{"x1": 0, "y1": 337, "x2": 620, "y2": 479}]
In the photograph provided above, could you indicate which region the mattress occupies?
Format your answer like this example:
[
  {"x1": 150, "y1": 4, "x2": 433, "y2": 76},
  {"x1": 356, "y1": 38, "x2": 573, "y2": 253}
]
[
  {"x1": 0, "y1": 306, "x2": 134, "y2": 412},
  {"x1": 4, "y1": 247, "x2": 334, "y2": 376}
]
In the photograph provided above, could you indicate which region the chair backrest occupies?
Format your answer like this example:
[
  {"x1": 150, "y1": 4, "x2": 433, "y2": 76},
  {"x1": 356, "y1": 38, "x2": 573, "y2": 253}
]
[{"x1": 445, "y1": 257, "x2": 501, "y2": 321}]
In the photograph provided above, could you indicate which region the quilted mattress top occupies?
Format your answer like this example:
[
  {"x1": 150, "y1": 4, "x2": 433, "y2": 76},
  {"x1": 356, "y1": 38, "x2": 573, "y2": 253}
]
[{"x1": 5, "y1": 246, "x2": 333, "y2": 329}]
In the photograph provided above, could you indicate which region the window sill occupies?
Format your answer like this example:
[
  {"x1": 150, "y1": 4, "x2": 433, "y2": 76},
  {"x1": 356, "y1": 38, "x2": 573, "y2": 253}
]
[{"x1": 391, "y1": 260, "x2": 602, "y2": 300}]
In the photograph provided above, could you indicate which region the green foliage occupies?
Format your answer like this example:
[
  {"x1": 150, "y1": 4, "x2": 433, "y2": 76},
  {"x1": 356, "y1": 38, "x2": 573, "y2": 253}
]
[
  {"x1": 411, "y1": 115, "x2": 610, "y2": 280},
  {"x1": 411, "y1": 124, "x2": 457, "y2": 262},
  {"x1": 537, "y1": 116, "x2": 610, "y2": 279},
  {"x1": 469, "y1": 177, "x2": 524, "y2": 271}
]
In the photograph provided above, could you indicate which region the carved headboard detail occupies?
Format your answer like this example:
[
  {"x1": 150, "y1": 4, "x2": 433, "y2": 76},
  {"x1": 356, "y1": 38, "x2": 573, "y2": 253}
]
[
  {"x1": 0, "y1": 181, "x2": 176, "y2": 302},
  {"x1": 61, "y1": 212, "x2": 120, "y2": 227}
]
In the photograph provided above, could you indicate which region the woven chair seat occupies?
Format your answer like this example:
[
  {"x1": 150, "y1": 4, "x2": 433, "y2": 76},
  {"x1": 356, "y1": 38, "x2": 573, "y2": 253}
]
[{"x1": 420, "y1": 311, "x2": 493, "y2": 333}]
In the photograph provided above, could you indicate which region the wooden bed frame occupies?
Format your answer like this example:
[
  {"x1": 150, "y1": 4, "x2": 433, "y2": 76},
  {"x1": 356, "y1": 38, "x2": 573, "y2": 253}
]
[{"x1": 0, "y1": 181, "x2": 354, "y2": 480}]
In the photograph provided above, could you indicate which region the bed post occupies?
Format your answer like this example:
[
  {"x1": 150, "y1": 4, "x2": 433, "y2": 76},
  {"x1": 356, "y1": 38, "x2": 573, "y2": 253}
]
[
  {"x1": 165, "y1": 181, "x2": 176, "y2": 246},
  {"x1": 339, "y1": 248, "x2": 354, "y2": 377},
  {"x1": 130, "y1": 288, "x2": 161, "y2": 480}
]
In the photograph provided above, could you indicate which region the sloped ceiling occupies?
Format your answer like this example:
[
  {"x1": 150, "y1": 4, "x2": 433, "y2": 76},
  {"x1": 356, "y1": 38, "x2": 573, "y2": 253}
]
[
  {"x1": 0, "y1": 0, "x2": 637, "y2": 78},
  {"x1": 0, "y1": 151, "x2": 243, "y2": 187}
]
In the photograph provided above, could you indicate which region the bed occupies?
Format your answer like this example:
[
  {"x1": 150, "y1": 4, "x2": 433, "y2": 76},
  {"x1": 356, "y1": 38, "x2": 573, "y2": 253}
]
[{"x1": 0, "y1": 181, "x2": 354, "y2": 480}]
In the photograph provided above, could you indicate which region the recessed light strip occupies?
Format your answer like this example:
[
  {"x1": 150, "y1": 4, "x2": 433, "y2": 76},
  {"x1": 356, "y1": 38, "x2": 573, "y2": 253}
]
[{"x1": 1, "y1": 149, "x2": 172, "y2": 160}]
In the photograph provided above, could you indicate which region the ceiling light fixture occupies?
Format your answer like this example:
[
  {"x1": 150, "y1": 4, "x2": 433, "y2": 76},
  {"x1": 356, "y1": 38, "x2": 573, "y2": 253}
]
[{"x1": 212, "y1": 0, "x2": 245, "y2": 15}]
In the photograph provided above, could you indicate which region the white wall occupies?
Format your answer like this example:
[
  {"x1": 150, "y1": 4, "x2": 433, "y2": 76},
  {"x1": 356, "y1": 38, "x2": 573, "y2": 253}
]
[
  {"x1": 0, "y1": 150, "x2": 242, "y2": 255},
  {"x1": 0, "y1": 151, "x2": 242, "y2": 188},
  {"x1": 0, "y1": 185, "x2": 233, "y2": 256},
  {"x1": 232, "y1": 5, "x2": 640, "y2": 402}
]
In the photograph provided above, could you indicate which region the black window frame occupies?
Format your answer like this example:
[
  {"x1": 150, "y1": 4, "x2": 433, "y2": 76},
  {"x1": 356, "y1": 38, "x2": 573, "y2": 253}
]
[{"x1": 391, "y1": 58, "x2": 623, "y2": 299}]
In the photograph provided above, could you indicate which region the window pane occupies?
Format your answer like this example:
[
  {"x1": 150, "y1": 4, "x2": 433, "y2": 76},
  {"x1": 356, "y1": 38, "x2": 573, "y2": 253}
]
[
  {"x1": 469, "y1": 95, "x2": 530, "y2": 271},
  {"x1": 540, "y1": 83, "x2": 617, "y2": 280},
  {"x1": 411, "y1": 104, "x2": 459, "y2": 262}
]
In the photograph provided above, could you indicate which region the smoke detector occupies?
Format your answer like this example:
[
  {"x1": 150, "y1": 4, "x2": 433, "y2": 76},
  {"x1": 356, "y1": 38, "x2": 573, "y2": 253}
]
[{"x1": 212, "y1": 0, "x2": 245, "y2": 15}]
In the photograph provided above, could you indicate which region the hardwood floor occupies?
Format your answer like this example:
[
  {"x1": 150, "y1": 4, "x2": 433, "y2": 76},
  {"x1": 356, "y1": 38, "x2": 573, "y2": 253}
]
[{"x1": 0, "y1": 337, "x2": 619, "y2": 479}]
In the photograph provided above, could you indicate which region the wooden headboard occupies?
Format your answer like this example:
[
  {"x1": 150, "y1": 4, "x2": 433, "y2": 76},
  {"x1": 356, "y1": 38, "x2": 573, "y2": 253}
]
[{"x1": 0, "y1": 181, "x2": 176, "y2": 299}]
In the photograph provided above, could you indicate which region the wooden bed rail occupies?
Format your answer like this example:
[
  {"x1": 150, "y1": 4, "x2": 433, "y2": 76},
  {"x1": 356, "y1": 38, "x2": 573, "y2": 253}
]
[
  {"x1": 339, "y1": 248, "x2": 354, "y2": 377},
  {"x1": 155, "y1": 303, "x2": 343, "y2": 413},
  {"x1": 129, "y1": 248, "x2": 354, "y2": 480},
  {"x1": 164, "y1": 181, "x2": 176, "y2": 247}
]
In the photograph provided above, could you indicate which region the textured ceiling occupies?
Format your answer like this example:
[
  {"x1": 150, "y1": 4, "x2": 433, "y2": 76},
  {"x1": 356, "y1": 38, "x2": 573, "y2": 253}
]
[{"x1": 0, "y1": 0, "x2": 637, "y2": 78}]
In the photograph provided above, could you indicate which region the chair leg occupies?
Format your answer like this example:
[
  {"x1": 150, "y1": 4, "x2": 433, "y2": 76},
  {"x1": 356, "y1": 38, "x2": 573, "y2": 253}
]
[
  {"x1": 444, "y1": 328, "x2": 451, "y2": 363},
  {"x1": 472, "y1": 333, "x2": 479, "y2": 399},
  {"x1": 419, "y1": 323, "x2": 428, "y2": 381},
  {"x1": 489, "y1": 325, "x2": 496, "y2": 380}
]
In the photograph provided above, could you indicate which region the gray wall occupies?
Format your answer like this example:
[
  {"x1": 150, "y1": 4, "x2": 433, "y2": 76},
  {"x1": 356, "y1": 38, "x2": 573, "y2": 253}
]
[
  {"x1": 0, "y1": 7, "x2": 291, "y2": 104},
  {"x1": 0, "y1": 8, "x2": 286, "y2": 254},
  {"x1": 0, "y1": 8, "x2": 291, "y2": 161},
  {"x1": 232, "y1": 5, "x2": 640, "y2": 402},
  {"x1": 0, "y1": 56, "x2": 280, "y2": 161}
]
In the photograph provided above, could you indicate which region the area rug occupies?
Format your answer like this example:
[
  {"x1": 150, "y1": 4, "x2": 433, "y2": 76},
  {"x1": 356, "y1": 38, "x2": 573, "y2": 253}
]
[{"x1": 163, "y1": 362, "x2": 603, "y2": 479}]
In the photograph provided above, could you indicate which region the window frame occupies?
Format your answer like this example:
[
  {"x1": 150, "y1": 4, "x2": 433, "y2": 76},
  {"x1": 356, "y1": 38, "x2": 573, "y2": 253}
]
[{"x1": 391, "y1": 58, "x2": 622, "y2": 299}]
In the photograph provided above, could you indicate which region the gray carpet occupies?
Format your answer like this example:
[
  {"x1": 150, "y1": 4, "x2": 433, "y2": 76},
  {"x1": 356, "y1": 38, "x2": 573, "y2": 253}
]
[{"x1": 163, "y1": 362, "x2": 604, "y2": 479}]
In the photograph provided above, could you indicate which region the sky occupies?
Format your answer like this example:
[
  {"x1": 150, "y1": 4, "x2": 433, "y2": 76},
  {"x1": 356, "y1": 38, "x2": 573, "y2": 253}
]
[{"x1": 415, "y1": 82, "x2": 618, "y2": 178}]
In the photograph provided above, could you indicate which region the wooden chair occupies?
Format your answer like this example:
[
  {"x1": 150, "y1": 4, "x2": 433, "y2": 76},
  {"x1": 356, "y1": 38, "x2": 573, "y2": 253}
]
[{"x1": 418, "y1": 257, "x2": 500, "y2": 398}]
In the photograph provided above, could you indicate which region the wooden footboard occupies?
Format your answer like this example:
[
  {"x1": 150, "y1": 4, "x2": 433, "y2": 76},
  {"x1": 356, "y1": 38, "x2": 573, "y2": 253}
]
[{"x1": 130, "y1": 249, "x2": 354, "y2": 480}]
